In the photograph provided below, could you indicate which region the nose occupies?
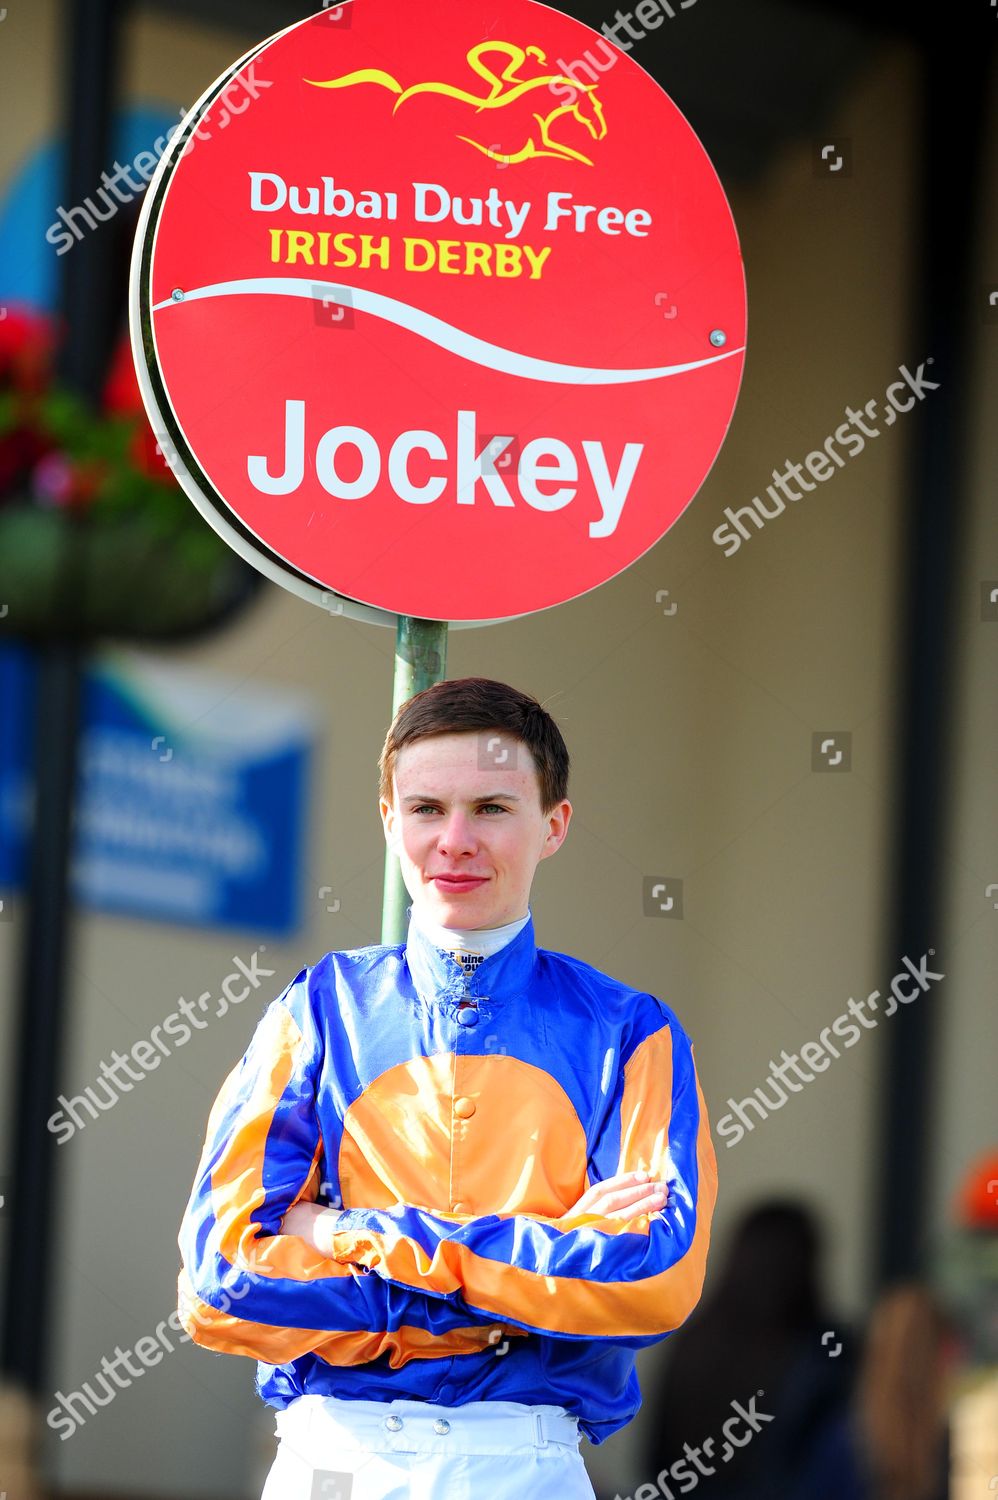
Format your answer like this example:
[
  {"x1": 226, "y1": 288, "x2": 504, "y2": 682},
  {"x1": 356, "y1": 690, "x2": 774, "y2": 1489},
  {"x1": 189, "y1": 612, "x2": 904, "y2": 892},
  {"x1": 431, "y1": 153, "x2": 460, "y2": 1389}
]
[{"x1": 437, "y1": 810, "x2": 478, "y2": 857}]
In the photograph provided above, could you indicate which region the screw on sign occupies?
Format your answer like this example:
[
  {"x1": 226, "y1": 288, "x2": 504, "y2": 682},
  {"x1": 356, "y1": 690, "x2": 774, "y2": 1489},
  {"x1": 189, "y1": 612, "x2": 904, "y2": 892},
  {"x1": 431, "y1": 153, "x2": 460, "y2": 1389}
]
[{"x1": 130, "y1": 0, "x2": 745, "y2": 625}]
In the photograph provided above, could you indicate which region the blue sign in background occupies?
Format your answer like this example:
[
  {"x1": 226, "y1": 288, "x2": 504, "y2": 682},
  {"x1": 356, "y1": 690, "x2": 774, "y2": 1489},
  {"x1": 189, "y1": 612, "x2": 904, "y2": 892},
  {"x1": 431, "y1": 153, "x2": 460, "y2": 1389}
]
[{"x1": 0, "y1": 643, "x2": 315, "y2": 937}]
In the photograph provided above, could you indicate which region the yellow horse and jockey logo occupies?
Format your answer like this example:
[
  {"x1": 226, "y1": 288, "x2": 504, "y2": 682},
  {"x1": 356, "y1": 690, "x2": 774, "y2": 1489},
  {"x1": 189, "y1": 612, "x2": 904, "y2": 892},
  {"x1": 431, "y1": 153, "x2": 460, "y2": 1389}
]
[{"x1": 305, "y1": 41, "x2": 608, "y2": 167}]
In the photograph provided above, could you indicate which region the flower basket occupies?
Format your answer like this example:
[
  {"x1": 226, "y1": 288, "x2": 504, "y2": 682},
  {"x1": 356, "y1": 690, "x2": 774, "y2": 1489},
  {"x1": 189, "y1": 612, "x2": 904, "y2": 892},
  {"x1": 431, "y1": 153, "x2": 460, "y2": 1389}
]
[
  {"x1": 0, "y1": 499, "x2": 260, "y2": 642},
  {"x1": 0, "y1": 305, "x2": 261, "y2": 643}
]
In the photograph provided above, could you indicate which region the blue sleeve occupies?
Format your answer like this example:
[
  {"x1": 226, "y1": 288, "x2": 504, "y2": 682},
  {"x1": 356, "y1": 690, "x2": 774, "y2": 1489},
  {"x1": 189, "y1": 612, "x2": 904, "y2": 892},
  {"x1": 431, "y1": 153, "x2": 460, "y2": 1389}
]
[{"x1": 178, "y1": 972, "x2": 520, "y2": 1367}]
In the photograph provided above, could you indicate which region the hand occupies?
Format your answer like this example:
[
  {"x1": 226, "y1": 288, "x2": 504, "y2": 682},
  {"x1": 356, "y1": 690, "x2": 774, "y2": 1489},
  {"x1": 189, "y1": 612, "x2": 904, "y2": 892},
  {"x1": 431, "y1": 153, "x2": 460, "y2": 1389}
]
[
  {"x1": 280, "y1": 1200, "x2": 343, "y2": 1253},
  {"x1": 564, "y1": 1169, "x2": 672, "y2": 1221}
]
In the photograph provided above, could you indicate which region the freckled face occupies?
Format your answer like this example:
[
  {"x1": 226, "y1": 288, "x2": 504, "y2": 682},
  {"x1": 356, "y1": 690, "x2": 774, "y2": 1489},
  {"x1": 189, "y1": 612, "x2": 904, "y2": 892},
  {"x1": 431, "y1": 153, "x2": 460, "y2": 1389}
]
[{"x1": 379, "y1": 731, "x2": 571, "y2": 929}]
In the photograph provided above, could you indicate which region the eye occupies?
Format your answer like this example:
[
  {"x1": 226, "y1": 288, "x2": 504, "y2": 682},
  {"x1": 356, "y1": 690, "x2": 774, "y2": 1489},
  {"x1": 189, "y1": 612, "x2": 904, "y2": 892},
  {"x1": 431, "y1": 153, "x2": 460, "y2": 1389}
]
[{"x1": 410, "y1": 803, "x2": 508, "y2": 815}]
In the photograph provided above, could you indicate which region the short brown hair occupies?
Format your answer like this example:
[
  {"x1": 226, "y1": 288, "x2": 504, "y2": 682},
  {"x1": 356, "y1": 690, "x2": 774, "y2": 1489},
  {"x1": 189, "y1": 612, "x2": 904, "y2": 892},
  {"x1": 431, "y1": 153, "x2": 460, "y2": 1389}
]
[{"x1": 378, "y1": 677, "x2": 569, "y2": 815}]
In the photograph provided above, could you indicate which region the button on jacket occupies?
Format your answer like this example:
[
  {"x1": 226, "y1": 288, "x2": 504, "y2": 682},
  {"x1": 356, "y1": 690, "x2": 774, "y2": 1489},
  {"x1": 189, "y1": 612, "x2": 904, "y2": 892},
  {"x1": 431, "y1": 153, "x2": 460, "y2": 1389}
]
[{"x1": 177, "y1": 910, "x2": 719, "y2": 1444}]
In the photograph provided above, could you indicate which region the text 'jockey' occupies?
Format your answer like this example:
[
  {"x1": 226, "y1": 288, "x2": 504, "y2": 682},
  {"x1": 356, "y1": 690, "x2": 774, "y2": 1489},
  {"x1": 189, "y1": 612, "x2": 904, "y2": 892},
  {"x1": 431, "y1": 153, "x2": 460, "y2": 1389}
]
[{"x1": 247, "y1": 400, "x2": 643, "y2": 539}]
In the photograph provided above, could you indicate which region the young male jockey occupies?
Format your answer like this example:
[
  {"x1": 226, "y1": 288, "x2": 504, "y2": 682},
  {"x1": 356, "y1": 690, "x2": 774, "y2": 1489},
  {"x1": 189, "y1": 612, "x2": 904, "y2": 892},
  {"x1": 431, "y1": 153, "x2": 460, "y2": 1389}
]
[{"x1": 177, "y1": 677, "x2": 718, "y2": 1498}]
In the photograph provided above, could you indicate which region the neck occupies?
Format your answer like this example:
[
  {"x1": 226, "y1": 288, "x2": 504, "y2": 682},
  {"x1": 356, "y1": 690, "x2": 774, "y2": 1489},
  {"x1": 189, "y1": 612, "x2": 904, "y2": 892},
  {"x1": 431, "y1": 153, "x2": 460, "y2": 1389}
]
[{"x1": 408, "y1": 903, "x2": 530, "y2": 957}]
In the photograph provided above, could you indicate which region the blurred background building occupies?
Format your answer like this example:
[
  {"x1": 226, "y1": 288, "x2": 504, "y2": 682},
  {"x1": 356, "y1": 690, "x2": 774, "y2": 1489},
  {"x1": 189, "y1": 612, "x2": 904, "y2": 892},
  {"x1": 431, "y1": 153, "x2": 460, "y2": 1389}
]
[{"x1": 0, "y1": 2, "x2": 995, "y2": 1497}]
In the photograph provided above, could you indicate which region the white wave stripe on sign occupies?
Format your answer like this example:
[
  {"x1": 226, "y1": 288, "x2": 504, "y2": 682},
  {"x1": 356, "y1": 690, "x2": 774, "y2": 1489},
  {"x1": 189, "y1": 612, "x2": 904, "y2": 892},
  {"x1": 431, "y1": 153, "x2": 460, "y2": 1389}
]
[{"x1": 152, "y1": 277, "x2": 744, "y2": 387}]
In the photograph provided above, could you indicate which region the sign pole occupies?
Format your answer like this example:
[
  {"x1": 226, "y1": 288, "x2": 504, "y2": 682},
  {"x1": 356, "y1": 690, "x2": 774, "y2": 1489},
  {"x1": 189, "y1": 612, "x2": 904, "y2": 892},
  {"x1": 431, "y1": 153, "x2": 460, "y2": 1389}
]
[{"x1": 380, "y1": 615, "x2": 448, "y2": 945}]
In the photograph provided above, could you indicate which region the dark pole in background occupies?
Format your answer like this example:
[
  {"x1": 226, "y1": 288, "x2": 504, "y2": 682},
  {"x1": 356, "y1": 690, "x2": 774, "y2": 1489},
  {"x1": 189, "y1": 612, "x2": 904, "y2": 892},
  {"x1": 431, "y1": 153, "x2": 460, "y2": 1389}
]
[
  {"x1": 0, "y1": 0, "x2": 124, "y2": 1391},
  {"x1": 872, "y1": 27, "x2": 993, "y2": 1286}
]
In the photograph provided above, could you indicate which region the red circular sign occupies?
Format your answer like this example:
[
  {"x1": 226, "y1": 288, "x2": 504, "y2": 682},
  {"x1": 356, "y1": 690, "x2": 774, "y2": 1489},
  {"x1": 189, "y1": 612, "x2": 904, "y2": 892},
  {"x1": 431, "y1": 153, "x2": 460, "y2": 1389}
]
[{"x1": 132, "y1": 0, "x2": 746, "y2": 624}]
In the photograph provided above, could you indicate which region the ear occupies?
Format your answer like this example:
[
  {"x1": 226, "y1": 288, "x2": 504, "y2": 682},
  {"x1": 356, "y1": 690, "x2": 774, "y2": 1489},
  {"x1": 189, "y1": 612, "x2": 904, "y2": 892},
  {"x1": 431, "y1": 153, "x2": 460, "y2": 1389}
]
[
  {"x1": 380, "y1": 796, "x2": 400, "y2": 852},
  {"x1": 540, "y1": 799, "x2": 572, "y2": 860}
]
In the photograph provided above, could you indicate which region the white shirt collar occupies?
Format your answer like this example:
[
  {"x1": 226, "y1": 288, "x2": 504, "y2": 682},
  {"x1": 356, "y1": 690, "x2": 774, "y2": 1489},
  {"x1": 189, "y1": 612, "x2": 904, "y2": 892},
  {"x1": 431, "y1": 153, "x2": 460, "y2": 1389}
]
[{"x1": 407, "y1": 902, "x2": 531, "y2": 960}]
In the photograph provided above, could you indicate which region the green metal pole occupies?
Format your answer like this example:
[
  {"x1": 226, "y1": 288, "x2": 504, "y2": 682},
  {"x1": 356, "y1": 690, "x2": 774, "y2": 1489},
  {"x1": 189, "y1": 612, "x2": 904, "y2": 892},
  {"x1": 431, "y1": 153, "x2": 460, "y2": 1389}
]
[{"x1": 380, "y1": 615, "x2": 448, "y2": 945}]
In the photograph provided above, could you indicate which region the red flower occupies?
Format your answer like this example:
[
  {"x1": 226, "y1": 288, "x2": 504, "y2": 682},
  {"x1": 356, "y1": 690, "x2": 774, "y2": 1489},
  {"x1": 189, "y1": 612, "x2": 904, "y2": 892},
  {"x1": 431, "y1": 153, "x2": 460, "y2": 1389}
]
[
  {"x1": 70, "y1": 459, "x2": 106, "y2": 511},
  {"x1": 129, "y1": 423, "x2": 175, "y2": 485},
  {"x1": 0, "y1": 304, "x2": 58, "y2": 394},
  {"x1": 103, "y1": 328, "x2": 144, "y2": 417}
]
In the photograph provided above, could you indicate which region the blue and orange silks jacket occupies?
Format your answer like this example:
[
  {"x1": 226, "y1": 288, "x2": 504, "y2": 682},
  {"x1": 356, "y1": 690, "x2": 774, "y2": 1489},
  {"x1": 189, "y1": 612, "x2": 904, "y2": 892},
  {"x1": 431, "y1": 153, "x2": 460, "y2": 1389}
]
[{"x1": 177, "y1": 909, "x2": 718, "y2": 1444}]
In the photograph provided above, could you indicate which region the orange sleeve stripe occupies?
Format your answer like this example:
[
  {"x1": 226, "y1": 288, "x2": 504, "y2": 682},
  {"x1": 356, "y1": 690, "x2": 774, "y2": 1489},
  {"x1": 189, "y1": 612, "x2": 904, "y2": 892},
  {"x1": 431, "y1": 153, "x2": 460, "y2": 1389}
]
[
  {"x1": 209, "y1": 1004, "x2": 335, "y2": 1283},
  {"x1": 618, "y1": 1024, "x2": 676, "y2": 1187},
  {"x1": 177, "y1": 1267, "x2": 526, "y2": 1368}
]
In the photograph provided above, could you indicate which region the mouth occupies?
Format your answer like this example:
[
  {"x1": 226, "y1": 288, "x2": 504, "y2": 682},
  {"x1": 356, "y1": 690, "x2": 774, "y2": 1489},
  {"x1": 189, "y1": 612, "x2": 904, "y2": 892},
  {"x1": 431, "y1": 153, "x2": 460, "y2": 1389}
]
[{"x1": 431, "y1": 875, "x2": 489, "y2": 891}]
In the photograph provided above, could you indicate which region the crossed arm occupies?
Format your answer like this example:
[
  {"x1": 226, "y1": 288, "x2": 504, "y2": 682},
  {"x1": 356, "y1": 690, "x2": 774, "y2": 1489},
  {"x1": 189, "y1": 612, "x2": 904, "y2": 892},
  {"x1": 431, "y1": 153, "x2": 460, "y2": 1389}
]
[
  {"x1": 177, "y1": 981, "x2": 717, "y2": 1364},
  {"x1": 280, "y1": 1170, "x2": 672, "y2": 1247}
]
